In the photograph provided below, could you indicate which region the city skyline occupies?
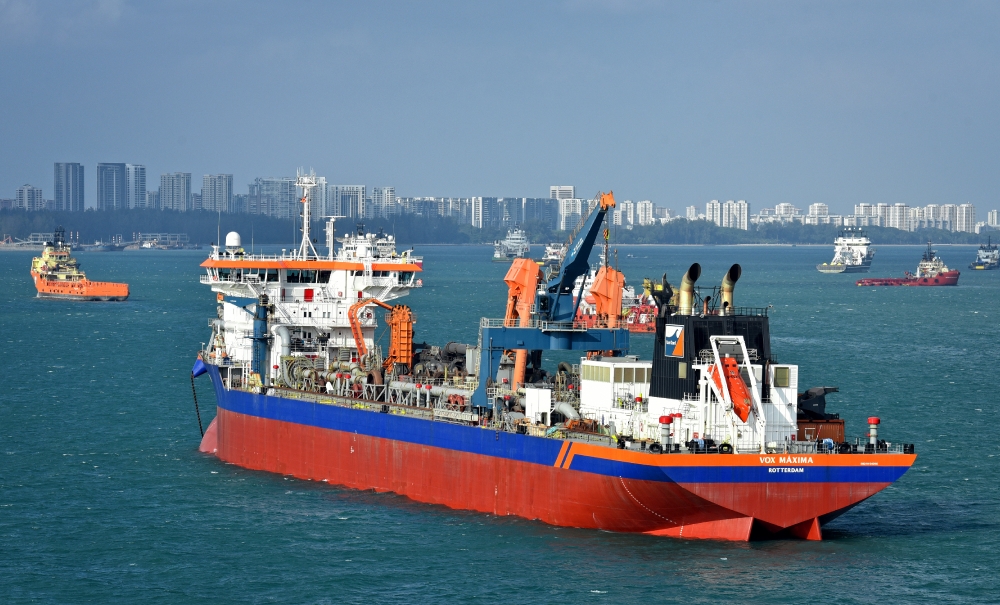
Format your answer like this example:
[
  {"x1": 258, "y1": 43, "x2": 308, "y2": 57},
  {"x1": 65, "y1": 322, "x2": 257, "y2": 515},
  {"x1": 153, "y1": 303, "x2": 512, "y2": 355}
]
[{"x1": 4, "y1": 158, "x2": 997, "y2": 221}]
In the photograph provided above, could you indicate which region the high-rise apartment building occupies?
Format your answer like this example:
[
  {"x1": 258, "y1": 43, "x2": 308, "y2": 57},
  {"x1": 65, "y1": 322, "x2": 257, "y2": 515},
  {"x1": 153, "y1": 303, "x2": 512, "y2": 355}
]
[
  {"x1": 232, "y1": 193, "x2": 248, "y2": 214},
  {"x1": 308, "y1": 177, "x2": 327, "y2": 216},
  {"x1": 248, "y1": 177, "x2": 296, "y2": 218},
  {"x1": 327, "y1": 185, "x2": 365, "y2": 218},
  {"x1": 146, "y1": 190, "x2": 160, "y2": 210},
  {"x1": 370, "y1": 187, "x2": 396, "y2": 219},
  {"x1": 550, "y1": 186, "x2": 575, "y2": 200},
  {"x1": 722, "y1": 200, "x2": 750, "y2": 230},
  {"x1": 705, "y1": 200, "x2": 721, "y2": 226},
  {"x1": 558, "y1": 198, "x2": 583, "y2": 230},
  {"x1": 956, "y1": 203, "x2": 976, "y2": 233},
  {"x1": 636, "y1": 200, "x2": 655, "y2": 226},
  {"x1": 54, "y1": 163, "x2": 85, "y2": 211},
  {"x1": 617, "y1": 200, "x2": 635, "y2": 226},
  {"x1": 471, "y1": 197, "x2": 499, "y2": 229},
  {"x1": 126, "y1": 164, "x2": 146, "y2": 209},
  {"x1": 202, "y1": 174, "x2": 233, "y2": 213},
  {"x1": 15, "y1": 184, "x2": 44, "y2": 211},
  {"x1": 888, "y1": 203, "x2": 910, "y2": 231},
  {"x1": 940, "y1": 204, "x2": 958, "y2": 231},
  {"x1": 988, "y1": 209, "x2": 998, "y2": 227},
  {"x1": 160, "y1": 173, "x2": 192, "y2": 211},
  {"x1": 686, "y1": 206, "x2": 698, "y2": 220},
  {"x1": 97, "y1": 163, "x2": 127, "y2": 210},
  {"x1": 808, "y1": 203, "x2": 829, "y2": 217}
]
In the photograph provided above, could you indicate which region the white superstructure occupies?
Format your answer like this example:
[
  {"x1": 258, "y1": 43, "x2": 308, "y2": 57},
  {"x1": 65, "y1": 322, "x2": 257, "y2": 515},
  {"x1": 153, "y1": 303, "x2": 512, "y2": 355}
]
[{"x1": 817, "y1": 228, "x2": 875, "y2": 273}]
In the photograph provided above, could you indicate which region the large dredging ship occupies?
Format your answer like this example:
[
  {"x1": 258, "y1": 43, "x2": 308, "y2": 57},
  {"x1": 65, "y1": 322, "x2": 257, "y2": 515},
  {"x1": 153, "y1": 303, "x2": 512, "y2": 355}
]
[
  {"x1": 30, "y1": 227, "x2": 129, "y2": 301},
  {"x1": 193, "y1": 179, "x2": 915, "y2": 542}
]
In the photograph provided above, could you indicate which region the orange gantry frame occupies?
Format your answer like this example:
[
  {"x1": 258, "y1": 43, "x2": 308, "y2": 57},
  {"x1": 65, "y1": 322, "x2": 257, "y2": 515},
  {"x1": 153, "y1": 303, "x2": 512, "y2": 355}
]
[
  {"x1": 503, "y1": 258, "x2": 542, "y2": 389},
  {"x1": 588, "y1": 266, "x2": 625, "y2": 329},
  {"x1": 349, "y1": 297, "x2": 415, "y2": 373}
]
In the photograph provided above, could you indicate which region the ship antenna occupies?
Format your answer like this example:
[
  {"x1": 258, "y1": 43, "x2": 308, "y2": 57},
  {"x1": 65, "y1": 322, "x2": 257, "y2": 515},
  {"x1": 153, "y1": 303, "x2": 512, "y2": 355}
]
[{"x1": 296, "y1": 169, "x2": 320, "y2": 260}]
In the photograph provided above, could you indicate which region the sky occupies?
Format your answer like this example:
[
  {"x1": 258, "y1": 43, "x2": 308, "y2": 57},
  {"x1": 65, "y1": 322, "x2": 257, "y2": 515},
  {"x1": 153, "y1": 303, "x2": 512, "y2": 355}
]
[{"x1": 1, "y1": 0, "x2": 998, "y2": 215}]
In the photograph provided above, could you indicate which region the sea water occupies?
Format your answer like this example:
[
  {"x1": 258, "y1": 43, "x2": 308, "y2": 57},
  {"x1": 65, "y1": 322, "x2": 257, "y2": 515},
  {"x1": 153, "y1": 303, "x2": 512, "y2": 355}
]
[{"x1": 1, "y1": 244, "x2": 998, "y2": 604}]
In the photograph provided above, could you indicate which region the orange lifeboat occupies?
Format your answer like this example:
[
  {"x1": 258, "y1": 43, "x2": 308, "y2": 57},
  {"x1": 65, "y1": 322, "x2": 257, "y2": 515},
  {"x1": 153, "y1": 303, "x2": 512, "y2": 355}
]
[{"x1": 708, "y1": 356, "x2": 752, "y2": 422}]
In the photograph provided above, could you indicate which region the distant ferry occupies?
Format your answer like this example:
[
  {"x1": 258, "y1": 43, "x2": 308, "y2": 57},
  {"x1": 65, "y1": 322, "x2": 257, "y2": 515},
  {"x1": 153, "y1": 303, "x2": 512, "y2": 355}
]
[
  {"x1": 30, "y1": 227, "x2": 129, "y2": 301},
  {"x1": 493, "y1": 227, "x2": 531, "y2": 262},
  {"x1": 817, "y1": 228, "x2": 875, "y2": 273},
  {"x1": 970, "y1": 238, "x2": 998, "y2": 270}
]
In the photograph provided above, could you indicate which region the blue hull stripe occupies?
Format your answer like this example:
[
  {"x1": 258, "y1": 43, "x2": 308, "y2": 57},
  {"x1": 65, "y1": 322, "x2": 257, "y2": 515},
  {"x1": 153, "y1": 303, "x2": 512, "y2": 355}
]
[{"x1": 208, "y1": 366, "x2": 909, "y2": 485}]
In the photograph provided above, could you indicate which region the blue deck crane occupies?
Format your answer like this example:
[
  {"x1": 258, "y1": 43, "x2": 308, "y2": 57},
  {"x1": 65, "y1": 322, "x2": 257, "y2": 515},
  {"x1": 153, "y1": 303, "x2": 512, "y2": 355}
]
[{"x1": 472, "y1": 192, "x2": 630, "y2": 409}]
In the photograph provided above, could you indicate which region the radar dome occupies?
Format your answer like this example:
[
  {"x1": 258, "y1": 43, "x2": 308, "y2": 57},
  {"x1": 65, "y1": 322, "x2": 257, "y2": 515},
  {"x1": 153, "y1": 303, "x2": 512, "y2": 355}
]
[{"x1": 225, "y1": 231, "x2": 242, "y2": 248}]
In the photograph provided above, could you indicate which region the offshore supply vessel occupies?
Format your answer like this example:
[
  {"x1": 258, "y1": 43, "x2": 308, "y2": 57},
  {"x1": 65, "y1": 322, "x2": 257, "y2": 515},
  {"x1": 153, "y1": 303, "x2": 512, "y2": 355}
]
[
  {"x1": 970, "y1": 238, "x2": 999, "y2": 270},
  {"x1": 817, "y1": 228, "x2": 875, "y2": 273},
  {"x1": 30, "y1": 227, "x2": 129, "y2": 301},
  {"x1": 192, "y1": 179, "x2": 915, "y2": 542},
  {"x1": 857, "y1": 242, "x2": 960, "y2": 287},
  {"x1": 493, "y1": 227, "x2": 531, "y2": 261}
]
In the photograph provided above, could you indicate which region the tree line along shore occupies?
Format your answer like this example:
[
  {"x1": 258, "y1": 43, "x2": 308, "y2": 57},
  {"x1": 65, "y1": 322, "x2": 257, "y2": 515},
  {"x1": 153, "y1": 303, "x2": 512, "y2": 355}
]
[{"x1": 0, "y1": 208, "x2": 991, "y2": 247}]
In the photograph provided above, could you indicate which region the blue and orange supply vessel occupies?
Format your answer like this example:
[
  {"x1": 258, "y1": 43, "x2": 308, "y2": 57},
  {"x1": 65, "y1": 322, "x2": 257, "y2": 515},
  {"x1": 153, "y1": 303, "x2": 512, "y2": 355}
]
[{"x1": 192, "y1": 175, "x2": 915, "y2": 541}]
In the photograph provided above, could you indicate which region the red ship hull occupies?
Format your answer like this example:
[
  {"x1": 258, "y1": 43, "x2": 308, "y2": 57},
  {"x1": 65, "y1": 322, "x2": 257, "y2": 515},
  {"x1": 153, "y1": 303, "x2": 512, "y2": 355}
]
[
  {"x1": 198, "y1": 366, "x2": 915, "y2": 542},
  {"x1": 857, "y1": 270, "x2": 959, "y2": 287}
]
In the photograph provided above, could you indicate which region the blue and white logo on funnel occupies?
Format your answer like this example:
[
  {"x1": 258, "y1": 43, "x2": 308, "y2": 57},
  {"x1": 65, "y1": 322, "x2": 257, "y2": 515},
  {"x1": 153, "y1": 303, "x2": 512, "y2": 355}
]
[{"x1": 663, "y1": 325, "x2": 684, "y2": 357}]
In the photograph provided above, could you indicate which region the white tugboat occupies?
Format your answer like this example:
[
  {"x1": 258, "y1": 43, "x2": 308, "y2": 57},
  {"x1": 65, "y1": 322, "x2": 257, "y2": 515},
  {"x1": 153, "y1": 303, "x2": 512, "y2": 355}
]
[
  {"x1": 493, "y1": 227, "x2": 531, "y2": 261},
  {"x1": 817, "y1": 228, "x2": 875, "y2": 273}
]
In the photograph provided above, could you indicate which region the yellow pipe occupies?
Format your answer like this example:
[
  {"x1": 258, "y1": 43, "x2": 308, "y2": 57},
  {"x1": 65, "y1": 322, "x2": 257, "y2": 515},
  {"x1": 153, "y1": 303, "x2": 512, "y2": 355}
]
[{"x1": 677, "y1": 263, "x2": 701, "y2": 315}]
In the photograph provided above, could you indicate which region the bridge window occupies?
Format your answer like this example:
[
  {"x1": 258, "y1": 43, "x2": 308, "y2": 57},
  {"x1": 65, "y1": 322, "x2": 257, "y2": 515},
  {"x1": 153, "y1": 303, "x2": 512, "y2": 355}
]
[
  {"x1": 301, "y1": 270, "x2": 317, "y2": 283},
  {"x1": 265, "y1": 269, "x2": 278, "y2": 282},
  {"x1": 286, "y1": 270, "x2": 300, "y2": 283},
  {"x1": 318, "y1": 271, "x2": 332, "y2": 283},
  {"x1": 774, "y1": 367, "x2": 790, "y2": 388}
]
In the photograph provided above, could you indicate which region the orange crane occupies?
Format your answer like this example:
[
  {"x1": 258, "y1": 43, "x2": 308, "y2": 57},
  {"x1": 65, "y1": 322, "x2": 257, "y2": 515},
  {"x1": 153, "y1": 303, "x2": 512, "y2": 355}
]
[
  {"x1": 348, "y1": 297, "x2": 415, "y2": 372},
  {"x1": 503, "y1": 258, "x2": 542, "y2": 389}
]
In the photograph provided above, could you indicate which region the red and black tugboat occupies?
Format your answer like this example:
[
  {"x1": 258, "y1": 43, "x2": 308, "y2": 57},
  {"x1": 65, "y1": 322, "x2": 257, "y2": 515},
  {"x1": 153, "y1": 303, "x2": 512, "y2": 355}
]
[{"x1": 856, "y1": 242, "x2": 959, "y2": 287}]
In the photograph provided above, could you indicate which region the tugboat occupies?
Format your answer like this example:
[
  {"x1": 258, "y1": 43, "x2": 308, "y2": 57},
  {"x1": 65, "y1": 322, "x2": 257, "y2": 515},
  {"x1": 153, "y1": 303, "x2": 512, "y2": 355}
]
[
  {"x1": 493, "y1": 227, "x2": 531, "y2": 262},
  {"x1": 30, "y1": 227, "x2": 129, "y2": 300},
  {"x1": 817, "y1": 228, "x2": 875, "y2": 273},
  {"x1": 192, "y1": 188, "x2": 916, "y2": 542},
  {"x1": 970, "y1": 237, "x2": 999, "y2": 270},
  {"x1": 856, "y1": 241, "x2": 959, "y2": 286}
]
